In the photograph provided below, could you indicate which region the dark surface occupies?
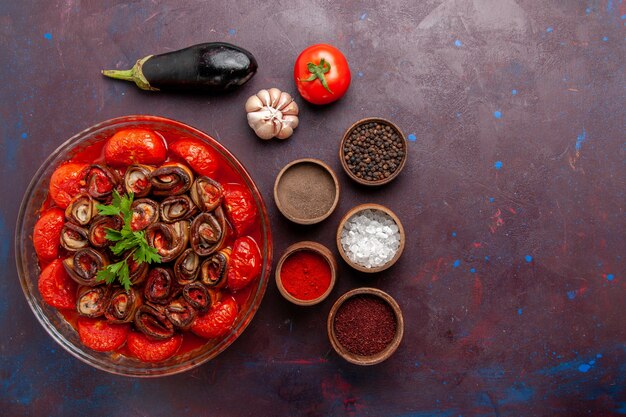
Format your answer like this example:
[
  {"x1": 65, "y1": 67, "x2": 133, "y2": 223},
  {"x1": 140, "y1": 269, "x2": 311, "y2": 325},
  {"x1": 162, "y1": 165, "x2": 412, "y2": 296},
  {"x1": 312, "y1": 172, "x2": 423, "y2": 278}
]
[{"x1": 1, "y1": 1, "x2": 624, "y2": 416}]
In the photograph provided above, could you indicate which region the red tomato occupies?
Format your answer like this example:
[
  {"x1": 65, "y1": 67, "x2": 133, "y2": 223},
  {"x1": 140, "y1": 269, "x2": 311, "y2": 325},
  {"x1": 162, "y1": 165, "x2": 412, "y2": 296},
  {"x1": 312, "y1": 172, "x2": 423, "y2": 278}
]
[
  {"x1": 33, "y1": 208, "x2": 65, "y2": 262},
  {"x1": 49, "y1": 163, "x2": 88, "y2": 208},
  {"x1": 77, "y1": 317, "x2": 130, "y2": 352},
  {"x1": 222, "y1": 183, "x2": 257, "y2": 235},
  {"x1": 104, "y1": 128, "x2": 167, "y2": 166},
  {"x1": 126, "y1": 332, "x2": 183, "y2": 362},
  {"x1": 38, "y1": 259, "x2": 78, "y2": 310},
  {"x1": 191, "y1": 297, "x2": 238, "y2": 339},
  {"x1": 227, "y1": 236, "x2": 262, "y2": 291},
  {"x1": 294, "y1": 44, "x2": 351, "y2": 105},
  {"x1": 170, "y1": 138, "x2": 219, "y2": 177}
]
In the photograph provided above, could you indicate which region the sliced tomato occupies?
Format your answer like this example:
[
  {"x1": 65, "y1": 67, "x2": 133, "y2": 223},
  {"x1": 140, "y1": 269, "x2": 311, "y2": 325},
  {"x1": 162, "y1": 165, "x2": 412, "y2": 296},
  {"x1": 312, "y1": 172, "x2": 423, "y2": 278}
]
[
  {"x1": 38, "y1": 259, "x2": 78, "y2": 310},
  {"x1": 170, "y1": 138, "x2": 219, "y2": 177},
  {"x1": 191, "y1": 297, "x2": 238, "y2": 339},
  {"x1": 33, "y1": 208, "x2": 65, "y2": 262},
  {"x1": 104, "y1": 128, "x2": 167, "y2": 166},
  {"x1": 227, "y1": 236, "x2": 262, "y2": 291},
  {"x1": 222, "y1": 183, "x2": 257, "y2": 235},
  {"x1": 77, "y1": 317, "x2": 130, "y2": 352},
  {"x1": 126, "y1": 331, "x2": 183, "y2": 362},
  {"x1": 49, "y1": 163, "x2": 88, "y2": 208}
]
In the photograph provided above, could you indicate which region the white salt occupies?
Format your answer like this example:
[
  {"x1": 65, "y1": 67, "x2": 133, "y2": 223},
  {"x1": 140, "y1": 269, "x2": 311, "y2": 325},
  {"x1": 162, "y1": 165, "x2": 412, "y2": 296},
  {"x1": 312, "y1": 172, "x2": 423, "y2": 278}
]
[{"x1": 340, "y1": 209, "x2": 401, "y2": 268}]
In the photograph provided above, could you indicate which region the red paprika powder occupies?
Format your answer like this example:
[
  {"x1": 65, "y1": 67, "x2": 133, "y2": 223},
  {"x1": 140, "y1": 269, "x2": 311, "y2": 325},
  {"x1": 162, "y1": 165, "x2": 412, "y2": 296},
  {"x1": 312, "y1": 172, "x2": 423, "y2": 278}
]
[{"x1": 279, "y1": 250, "x2": 331, "y2": 300}]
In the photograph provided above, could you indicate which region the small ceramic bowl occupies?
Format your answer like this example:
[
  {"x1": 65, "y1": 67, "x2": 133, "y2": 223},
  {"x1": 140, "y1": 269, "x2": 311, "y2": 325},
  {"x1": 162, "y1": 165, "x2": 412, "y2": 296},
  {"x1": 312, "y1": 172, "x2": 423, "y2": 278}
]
[
  {"x1": 275, "y1": 241, "x2": 337, "y2": 306},
  {"x1": 274, "y1": 158, "x2": 340, "y2": 225},
  {"x1": 336, "y1": 203, "x2": 405, "y2": 273},
  {"x1": 339, "y1": 117, "x2": 407, "y2": 186},
  {"x1": 327, "y1": 287, "x2": 404, "y2": 365}
]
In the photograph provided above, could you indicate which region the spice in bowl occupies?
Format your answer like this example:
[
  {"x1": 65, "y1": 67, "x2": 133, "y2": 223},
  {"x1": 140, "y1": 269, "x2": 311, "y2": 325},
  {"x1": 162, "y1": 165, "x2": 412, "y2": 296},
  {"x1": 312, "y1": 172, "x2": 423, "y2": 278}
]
[
  {"x1": 339, "y1": 207, "x2": 402, "y2": 271},
  {"x1": 281, "y1": 251, "x2": 331, "y2": 300},
  {"x1": 340, "y1": 118, "x2": 407, "y2": 185},
  {"x1": 334, "y1": 295, "x2": 396, "y2": 356},
  {"x1": 327, "y1": 287, "x2": 404, "y2": 365},
  {"x1": 274, "y1": 159, "x2": 340, "y2": 225},
  {"x1": 276, "y1": 241, "x2": 337, "y2": 306}
]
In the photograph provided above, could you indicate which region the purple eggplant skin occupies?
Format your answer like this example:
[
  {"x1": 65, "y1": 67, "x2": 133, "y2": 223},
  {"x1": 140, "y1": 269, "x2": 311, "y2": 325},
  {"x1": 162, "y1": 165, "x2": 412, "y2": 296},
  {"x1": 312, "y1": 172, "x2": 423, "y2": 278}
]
[{"x1": 102, "y1": 42, "x2": 257, "y2": 93}]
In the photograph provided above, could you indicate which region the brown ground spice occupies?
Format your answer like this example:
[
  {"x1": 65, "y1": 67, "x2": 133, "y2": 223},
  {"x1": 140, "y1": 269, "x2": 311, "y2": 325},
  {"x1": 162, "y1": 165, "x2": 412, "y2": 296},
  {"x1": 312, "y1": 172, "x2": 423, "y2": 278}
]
[
  {"x1": 334, "y1": 295, "x2": 396, "y2": 356},
  {"x1": 276, "y1": 162, "x2": 336, "y2": 220}
]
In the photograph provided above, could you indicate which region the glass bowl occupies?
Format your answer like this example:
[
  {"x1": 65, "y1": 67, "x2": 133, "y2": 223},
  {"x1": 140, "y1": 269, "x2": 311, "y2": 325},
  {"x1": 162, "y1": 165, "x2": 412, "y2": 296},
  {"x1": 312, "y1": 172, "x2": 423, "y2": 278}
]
[{"x1": 15, "y1": 115, "x2": 272, "y2": 377}]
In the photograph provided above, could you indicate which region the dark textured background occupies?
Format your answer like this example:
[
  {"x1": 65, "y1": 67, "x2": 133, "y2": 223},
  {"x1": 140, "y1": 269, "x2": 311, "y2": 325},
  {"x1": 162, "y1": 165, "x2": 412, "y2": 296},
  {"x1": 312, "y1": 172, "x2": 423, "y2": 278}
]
[{"x1": 1, "y1": 1, "x2": 624, "y2": 416}]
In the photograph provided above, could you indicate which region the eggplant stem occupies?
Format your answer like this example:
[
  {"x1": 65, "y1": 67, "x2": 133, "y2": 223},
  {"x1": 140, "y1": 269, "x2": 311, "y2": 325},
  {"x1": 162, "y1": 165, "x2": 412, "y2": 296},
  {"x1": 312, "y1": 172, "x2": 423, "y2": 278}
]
[
  {"x1": 101, "y1": 68, "x2": 135, "y2": 81},
  {"x1": 100, "y1": 55, "x2": 158, "y2": 91}
]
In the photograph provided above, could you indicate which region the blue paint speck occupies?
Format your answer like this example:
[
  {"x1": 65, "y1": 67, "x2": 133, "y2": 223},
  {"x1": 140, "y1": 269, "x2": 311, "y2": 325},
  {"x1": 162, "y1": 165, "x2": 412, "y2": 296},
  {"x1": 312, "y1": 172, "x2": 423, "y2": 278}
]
[
  {"x1": 414, "y1": 361, "x2": 420, "y2": 367},
  {"x1": 407, "y1": 133, "x2": 416, "y2": 142},
  {"x1": 454, "y1": 39, "x2": 463, "y2": 47},
  {"x1": 602, "y1": 36, "x2": 608, "y2": 41},
  {"x1": 451, "y1": 231, "x2": 457, "y2": 237},
  {"x1": 511, "y1": 89, "x2": 517, "y2": 95},
  {"x1": 357, "y1": 71, "x2": 364, "y2": 77},
  {"x1": 578, "y1": 364, "x2": 591, "y2": 373},
  {"x1": 228, "y1": 28, "x2": 236, "y2": 35},
  {"x1": 21, "y1": 132, "x2": 27, "y2": 139},
  {"x1": 597, "y1": 353, "x2": 602, "y2": 358},
  {"x1": 493, "y1": 110, "x2": 502, "y2": 119},
  {"x1": 455, "y1": 112, "x2": 462, "y2": 118},
  {"x1": 470, "y1": 268, "x2": 476, "y2": 273},
  {"x1": 589, "y1": 360, "x2": 595, "y2": 365},
  {"x1": 484, "y1": 256, "x2": 490, "y2": 261},
  {"x1": 502, "y1": 382, "x2": 535, "y2": 404},
  {"x1": 453, "y1": 259, "x2": 461, "y2": 268},
  {"x1": 359, "y1": 12, "x2": 367, "y2": 20},
  {"x1": 518, "y1": 308, "x2": 523, "y2": 315},
  {"x1": 488, "y1": 197, "x2": 494, "y2": 203},
  {"x1": 494, "y1": 160, "x2": 503, "y2": 170},
  {"x1": 575, "y1": 128, "x2": 587, "y2": 151},
  {"x1": 546, "y1": 27, "x2": 553, "y2": 33},
  {"x1": 622, "y1": 14, "x2": 626, "y2": 19},
  {"x1": 567, "y1": 290, "x2": 577, "y2": 300},
  {"x1": 525, "y1": 255, "x2": 533, "y2": 263},
  {"x1": 586, "y1": 8, "x2": 591, "y2": 15},
  {"x1": 607, "y1": 0, "x2": 613, "y2": 12},
  {"x1": 44, "y1": 32, "x2": 52, "y2": 40},
  {"x1": 607, "y1": 274, "x2": 614, "y2": 281}
]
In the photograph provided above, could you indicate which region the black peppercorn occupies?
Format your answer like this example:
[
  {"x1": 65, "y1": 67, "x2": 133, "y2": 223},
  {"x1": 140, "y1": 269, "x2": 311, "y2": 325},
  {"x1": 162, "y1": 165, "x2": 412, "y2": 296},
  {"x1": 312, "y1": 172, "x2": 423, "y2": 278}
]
[{"x1": 343, "y1": 121, "x2": 405, "y2": 182}]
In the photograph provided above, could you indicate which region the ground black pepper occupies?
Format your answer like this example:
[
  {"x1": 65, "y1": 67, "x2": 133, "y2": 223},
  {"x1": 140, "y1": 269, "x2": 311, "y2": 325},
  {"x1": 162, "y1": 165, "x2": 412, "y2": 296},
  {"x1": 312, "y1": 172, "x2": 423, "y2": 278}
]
[
  {"x1": 276, "y1": 162, "x2": 337, "y2": 220},
  {"x1": 333, "y1": 295, "x2": 396, "y2": 356},
  {"x1": 343, "y1": 122, "x2": 405, "y2": 181}
]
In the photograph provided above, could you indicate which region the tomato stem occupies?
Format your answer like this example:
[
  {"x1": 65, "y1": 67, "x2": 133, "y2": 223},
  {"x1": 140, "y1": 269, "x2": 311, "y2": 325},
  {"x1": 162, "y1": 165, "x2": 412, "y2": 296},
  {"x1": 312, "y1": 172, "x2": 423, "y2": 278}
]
[{"x1": 300, "y1": 58, "x2": 334, "y2": 94}]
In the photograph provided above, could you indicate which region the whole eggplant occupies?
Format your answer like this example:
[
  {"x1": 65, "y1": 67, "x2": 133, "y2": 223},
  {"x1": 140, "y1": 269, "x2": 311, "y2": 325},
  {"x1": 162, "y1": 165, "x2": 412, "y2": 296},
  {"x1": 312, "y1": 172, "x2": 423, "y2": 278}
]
[{"x1": 102, "y1": 42, "x2": 258, "y2": 92}]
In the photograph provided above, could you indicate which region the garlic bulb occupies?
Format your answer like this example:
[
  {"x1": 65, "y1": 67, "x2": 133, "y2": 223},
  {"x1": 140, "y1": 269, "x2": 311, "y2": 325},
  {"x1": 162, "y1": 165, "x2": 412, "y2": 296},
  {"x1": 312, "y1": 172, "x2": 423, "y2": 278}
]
[{"x1": 245, "y1": 88, "x2": 299, "y2": 140}]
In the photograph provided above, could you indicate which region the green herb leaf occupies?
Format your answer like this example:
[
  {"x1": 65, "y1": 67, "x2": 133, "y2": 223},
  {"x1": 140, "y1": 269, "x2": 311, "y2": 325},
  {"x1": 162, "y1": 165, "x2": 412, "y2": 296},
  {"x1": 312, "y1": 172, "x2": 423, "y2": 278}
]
[
  {"x1": 104, "y1": 228, "x2": 124, "y2": 242},
  {"x1": 119, "y1": 261, "x2": 131, "y2": 291},
  {"x1": 96, "y1": 203, "x2": 121, "y2": 216},
  {"x1": 96, "y1": 264, "x2": 118, "y2": 285},
  {"x1": 93, "y1": 191, "x2": 160, "y2": 289}
]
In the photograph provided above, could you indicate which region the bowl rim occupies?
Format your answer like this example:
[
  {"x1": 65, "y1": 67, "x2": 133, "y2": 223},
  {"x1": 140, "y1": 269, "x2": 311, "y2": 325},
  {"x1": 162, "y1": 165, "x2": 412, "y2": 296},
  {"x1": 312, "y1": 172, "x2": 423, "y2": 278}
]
[
  {"x1": 339, "y1": 117, "x2": 407, "y2": 186},
  {"x1": 273, "y1": 158, "x2": 340, "y2": 225},
  {"x1": 14, "y1": 115, "x2": 273, "y2": 377},
  {"x1": 275, "y1": 241, "x2": 337, "y2": 306},
  {"x1": 335, "y1": 203, "x2": 405, "y2": 273},
  {"x1": 327, "y1": 287, "x2": 404, "y2": 365}
]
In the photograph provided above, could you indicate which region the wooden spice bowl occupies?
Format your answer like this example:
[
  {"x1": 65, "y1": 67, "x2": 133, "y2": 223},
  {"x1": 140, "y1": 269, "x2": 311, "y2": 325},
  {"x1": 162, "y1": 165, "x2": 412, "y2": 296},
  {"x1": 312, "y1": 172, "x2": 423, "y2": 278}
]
[
  {"x1": 339, "y1": 117, "x2": 408, "y2": 186},
  {"x1": 327, "y1": 287, "x2": 404, "y2": 366},
  {"x1": 336, "y1": 203, "x2": 405, "y2": 273},
  {"x1": 274, "y1": 158, "x2": 340, "y2": 225},
  {"x1": 275, "y1": 241, "x2": 337, "y2": 306}
]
